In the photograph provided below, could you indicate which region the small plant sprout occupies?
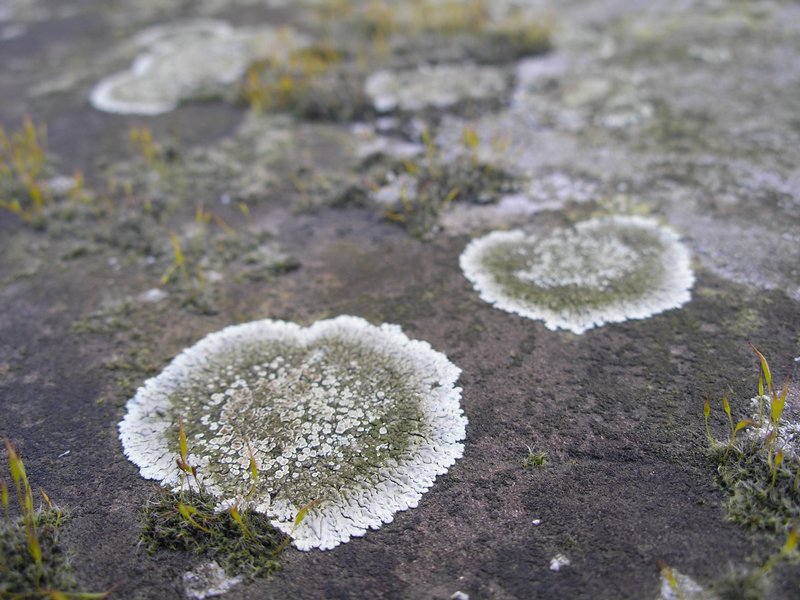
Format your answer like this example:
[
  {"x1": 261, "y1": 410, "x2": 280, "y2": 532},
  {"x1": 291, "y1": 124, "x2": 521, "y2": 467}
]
[
  {"x1": 161, "y1": 232, "x2": 190, "y2": 286},
  {"x1": 4, "y1": 438, "x2": 42, "y2": 580},
  {"x1": 177, "y1": 503, "x2": 212, "y2": 535},
  {"x1": 721, "y1": 390, "x2": 753, "y2": 457},
  {"x1": 175, "y1": 416, "x2": 200, "y2": 492},
  {"x1": 462, "y1": 126, "x2": 480, "y2": 164},
  {"x1": 749, "y1": 344, "x2": 792, "y2": 469},
  {"x1": 246, "y1": 441, "x2": 258, "y2": 501},
  {"x1": 752, "y1": 525, "x2": 800, "y2": 579},
  {"x1": 240, "y1": 45, "x2": 342, "y2": 114},
  {"x1": 1, "y1": 472, "x2": 9, "y2": 525},
  {"x1": 704, "y1": 392, "x2": 715, "y2": 446},
  {"x1": 0, "y1": 117, "x2": 52, "y2": 223},
  {"x1": 129, "y1": 127, "x2": 161, "y2": 165}
]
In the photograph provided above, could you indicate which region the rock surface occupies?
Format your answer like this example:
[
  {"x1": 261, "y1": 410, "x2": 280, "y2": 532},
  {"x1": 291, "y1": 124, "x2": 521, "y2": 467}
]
[{"x1": 1, "y1": 0, "x2": 799, "y2": 598}]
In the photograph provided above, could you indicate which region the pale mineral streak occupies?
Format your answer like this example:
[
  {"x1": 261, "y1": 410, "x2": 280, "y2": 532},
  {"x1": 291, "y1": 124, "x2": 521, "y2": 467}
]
[
  {"x1": 119, "y1": 316, "x2": 466, "y2": 551},
  {"x1": 459, "y1": 215, "x2": 694, "y2": 334}
]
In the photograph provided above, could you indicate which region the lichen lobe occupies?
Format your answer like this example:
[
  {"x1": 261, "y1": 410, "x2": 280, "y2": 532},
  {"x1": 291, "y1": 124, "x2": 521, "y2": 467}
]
[{"x1": 119, "y1": 316, "x2": 466, "y2": 551}]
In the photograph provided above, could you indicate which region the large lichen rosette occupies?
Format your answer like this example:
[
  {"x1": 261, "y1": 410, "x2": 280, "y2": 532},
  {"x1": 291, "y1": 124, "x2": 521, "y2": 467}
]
[
  {"x1": 459, "y1": 215, "x2": 694, "y2": 334},
  {"x1": 119, "y1": 316, "x2": 466, "y2": 551}
]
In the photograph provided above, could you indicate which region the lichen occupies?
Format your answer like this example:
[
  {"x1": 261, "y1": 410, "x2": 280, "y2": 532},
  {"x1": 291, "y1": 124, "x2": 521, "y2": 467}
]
[
  {"x1": 364, "y1": 64, "x2": 509, "y2": 113},
  {"x1": 459, "y1": 215, "x2": 695, "y2": 334},
  {"x1": 119, "y1": 316, "x2": 466, "y2": 551},
  {"x1": 659, "y1": 568, "x2": 717, "y2": 600},
  {"x1": 90, "y1": 20, "x2": 307, "y2": 115}
]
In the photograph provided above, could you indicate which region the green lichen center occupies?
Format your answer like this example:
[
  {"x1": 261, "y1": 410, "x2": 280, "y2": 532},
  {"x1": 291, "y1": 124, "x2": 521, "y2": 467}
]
[
  {"x1": 167, "y1": 336, "x2": 425, "y2": 507},
  {"x1": 482, "y1": 224, "x2": 668, "y2": 312}
]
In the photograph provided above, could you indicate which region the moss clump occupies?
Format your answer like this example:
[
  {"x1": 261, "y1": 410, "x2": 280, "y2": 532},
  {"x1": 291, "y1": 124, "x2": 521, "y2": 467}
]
[
  {"x1": 0, "y1": 118, "x2": 56, "y2": 227},
  {"x1": 141, "y1": 487, "x2": 288, "y2": 581},
  {"x1": 1, "y1": 439, "x2": 104, "y2": 598},
  {"x1": 713, "y1": 444, "x2": 800, "y2": 536},
  {"x1": 383, "y1": 157, "x2": 521, "y2": 239},
  {"x1": 338, "y1": 0, "x2": 551, "y2": 67},
  {"x1": 523, "y1": 449, "x2": 549, "y2": 468},
  {"x1": 0, "y1": 509, "x2": 78, "y2": 597},
  {"x1": 707, "y1": 350, "x2": 799, "y2": 540}
]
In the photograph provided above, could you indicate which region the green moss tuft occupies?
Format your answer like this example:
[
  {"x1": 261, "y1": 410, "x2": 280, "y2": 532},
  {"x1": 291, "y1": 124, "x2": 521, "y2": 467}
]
[
  {"x1": 140, "y1": 487, "x2": 288, "y2": 581},
  {"x1": 384, "y1": 157, "x2": 521, "y2": 239},
  {"x1": 0, "y1": 509, "x2": 78, "y2": 597},
  {"x1": 523, "y1": 449, "x2": 549, "y2": 468},
  {"x1": 713, "y1": 444, "x2": 800, "y2": 536}
]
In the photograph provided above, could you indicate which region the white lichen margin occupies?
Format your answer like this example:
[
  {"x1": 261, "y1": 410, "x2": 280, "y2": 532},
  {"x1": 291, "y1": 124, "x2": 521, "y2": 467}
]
[
  {"x1": 459, "y1": 215, "x2": 695, "y2": 334},
  {"x1": 119, "y1": 316, "x2": 466, "y2": 551}
]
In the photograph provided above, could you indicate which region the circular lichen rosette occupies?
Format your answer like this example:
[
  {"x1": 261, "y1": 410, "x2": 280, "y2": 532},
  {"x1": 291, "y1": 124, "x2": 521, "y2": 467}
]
[
  {"x1": 90, "y1": 20, "x2": 307, "y2": 115},
  {"x1": 459, "y1": 215, "x2": 694, "y2": 334},
  {"x1": 119, "y1": 316, "x2": 466, "y2": 551}
]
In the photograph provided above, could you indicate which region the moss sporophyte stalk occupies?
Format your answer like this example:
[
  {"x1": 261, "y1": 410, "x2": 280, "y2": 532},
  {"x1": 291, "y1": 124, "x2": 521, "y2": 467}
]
[{"x1": 120, "y1": 316, "x2": 467, "y2": 551}]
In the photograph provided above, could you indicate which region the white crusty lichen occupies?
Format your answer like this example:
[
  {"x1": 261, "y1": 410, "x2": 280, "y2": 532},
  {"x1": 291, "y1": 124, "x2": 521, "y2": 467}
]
[
  {"x1": 549, "y1": 554, "x2": 571, "y2": 572},
  {"x1": 364, "y1": 64, "x2": 509, "y2": 113},
  {"x1": 658, "y1": 567, "x2": 717, "y2": 600},
  {"x1": 119, "y1": 316, "x2": 466, "y2": 551},
  {"x1": 91, "y1": 19, "x2": 306, "y2": 115},
  {"x1": 459, "y1": 215, "x2": 694, "y2": 334},
  {"x1": 182, "y1": 562, "x2": 242, "y2": 600}
]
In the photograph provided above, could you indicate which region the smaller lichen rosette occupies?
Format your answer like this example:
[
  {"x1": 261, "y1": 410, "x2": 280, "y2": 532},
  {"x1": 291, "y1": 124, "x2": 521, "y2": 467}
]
[
  {"x1": 459, "y1": 215, "x2": 694, "y2": 334},
  {"x1": 91, "y1": 20, "x2": 306, "y2": 115},
  {"x1": 119, "y1": 316, "x2": 466, "y2": 551}
]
